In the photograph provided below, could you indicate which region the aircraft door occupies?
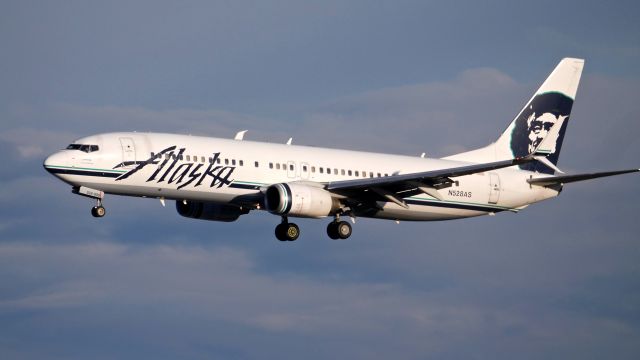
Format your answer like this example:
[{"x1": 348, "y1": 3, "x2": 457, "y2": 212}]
[
  {"x1": 119, "y1": 137, "x2": 136, "y2": 166},
  {"x1": 488, "y1": 172, "x2": 500, "y2": 204}
]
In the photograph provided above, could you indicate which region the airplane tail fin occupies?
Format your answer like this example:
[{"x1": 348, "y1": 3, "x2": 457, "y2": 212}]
[{"x1": 446, "y1": 58, "x2": 584, "y2": 174}]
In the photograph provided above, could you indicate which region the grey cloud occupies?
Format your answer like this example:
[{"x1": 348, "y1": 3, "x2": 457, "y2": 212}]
[
  {"x1": 1, "y1": 235, "x2": 639, "y2": 359},
  {"x1": 2, "y1": 1, "x2": 640, "y2": 358}
]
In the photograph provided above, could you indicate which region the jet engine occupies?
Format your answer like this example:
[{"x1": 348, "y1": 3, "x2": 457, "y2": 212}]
[
  {"x1": 264, "y1": 183, "x2": 339, "y2": 218},
  {"x1": 176, "y1": 200, "x2": 248, "y2": 222}
]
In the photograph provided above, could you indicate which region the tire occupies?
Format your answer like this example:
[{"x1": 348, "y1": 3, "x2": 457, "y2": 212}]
[
  {"x1": 275, "y1": 223, "x2": 287, "y2": 241},
  {"x1": 285, "y1": 223, "x2": 299, "y2": 241},
  {"x1": 337, "y1": 221, "x2": 352, "y2": 239},
  {"x1": 326, "y1": 222, "x2": 339, "y2": 240},
  {"x1": 95, "y1": 206, "x2": 106, "y2": 217}
]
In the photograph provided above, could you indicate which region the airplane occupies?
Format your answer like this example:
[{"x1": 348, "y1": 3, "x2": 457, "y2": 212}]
[{"x1": 43, "y1": 58, "x2": 638, "y2": 241}]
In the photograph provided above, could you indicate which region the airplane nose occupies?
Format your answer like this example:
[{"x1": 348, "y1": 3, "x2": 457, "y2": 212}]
[{"x1": 43, "y1": 151, "x2": 67, "y2": 175}]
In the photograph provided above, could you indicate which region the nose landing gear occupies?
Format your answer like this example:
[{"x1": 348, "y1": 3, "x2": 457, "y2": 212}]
[
  {"x1": 91, "y1": 201, "x2": 106, "y2": 218},
  {"x1": 73, "y1": 186, "x2": 106, "y2": 218}
]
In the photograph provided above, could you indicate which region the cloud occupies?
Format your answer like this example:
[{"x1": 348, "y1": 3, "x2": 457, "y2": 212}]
[
  {"x1": 0, "y1": 53, "x2": 639, "y2": 360},
  {"x1": 1, "y1": 237, "x2": 639, "y2": 359}
]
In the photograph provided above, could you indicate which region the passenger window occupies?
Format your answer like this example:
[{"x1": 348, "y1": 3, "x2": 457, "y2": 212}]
[
  {"x1": 369, "y1": 172, "x2": 374, "y2": 178},
  {"x1": 354, "y1": 171, "x2": 359, "y2": 176},
  {"x1": 167, "y1": 154, "x2": 172, "y2": 160},
  {"x1": 289, "y1": 164, "x2": 294, "y2": 171},
  {"x1": 239, "y1": 160, "x2": 243, "y2": 166},
  {"x1": 341, "y1": 169, "x2": 345, "y2": 175},
  {"x1": 319, "y1": 167, "x2": 324, "y2": 174},
  {"x1": 303, "y1": 165, "x2": 307, "y2": 172},
  {"x1": 311, "y1": 166, "x2": 315, "y2": 173},
  {"x1": 348, "y1": 170, "x2": 352, "y2": 176},
  {"x1": 377, "y1": 173, "x2": 381, "y2": 177},
  {"x1": 224, "y1": 159, "x2": 229, "y2": 165},
  {"x1": 282, "y1": 164, "x2": 286, "y2": 170},
  {"x1": 276, "y1": 163, "x2": 280, "y2": 170},
  {"x1": 186, "y1": 155, "x2": 191, "y2": 161},
  {"x1": 255, "y1": 161, "x2": 259, "y2": 168},
  {"x1": 178, "y1": 154, "x2": 184, "y2": 160},
  {"x1": 334, "y1": 168, "x2": 338, "y2": 175},
  {"x1": 232, "y1": 159, "x2": 236, "y2": 166},
  {"x1": 209, "y1": 157, "x2": 213, "y2": 164}
]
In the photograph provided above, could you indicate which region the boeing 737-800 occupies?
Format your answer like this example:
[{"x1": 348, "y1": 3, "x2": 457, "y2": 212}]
[{"x1": 44, "y1": 58, "x2": 638, "y2": 241}]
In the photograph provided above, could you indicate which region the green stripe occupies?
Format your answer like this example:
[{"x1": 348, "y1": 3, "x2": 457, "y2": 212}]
[
  {"x1": 233, "y1": 180, "x2": 267, "y2": 186},
  {"x1": 407, "y1": 195, "x2": 515, "y2": 211}
]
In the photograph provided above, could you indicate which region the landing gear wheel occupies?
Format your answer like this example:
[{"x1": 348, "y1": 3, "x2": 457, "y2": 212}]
[
  {"x1": 91, "y1": 206, "x2": 106, "y2": 218},
  {"x1": 327, "y1": 222, "x2": 339, "y2": 240},
  {"x1": 336, "y1": 221, "x2": 352, "y2": 239},
  {"x1": 275, "y1": 222, "x2": 299, "y2": 241},
  {"x1": 327, "y1": 221, "x2": 352, "y2": 240}
]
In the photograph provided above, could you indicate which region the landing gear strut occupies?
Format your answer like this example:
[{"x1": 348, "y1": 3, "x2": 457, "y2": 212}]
[
  {"x1": 275, "y1": 217, "x2": 299, "y2": 241},
  {"x1": 327, "y1": 216, "x2": 352, "y2": 240}
]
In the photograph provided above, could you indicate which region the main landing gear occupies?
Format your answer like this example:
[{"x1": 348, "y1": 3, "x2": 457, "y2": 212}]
[
  {"x1": 274, "y1": 215, "x2": 353, "y2": 241},
  {"x1": 327, "y1": 217, "x2": 352, "y2": 240},
  {"x1": 275, "y1": 217, "x2": 300, "y2": 241}
]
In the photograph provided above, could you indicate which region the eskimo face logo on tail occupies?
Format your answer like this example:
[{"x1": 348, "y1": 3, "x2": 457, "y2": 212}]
[
  {"x1": 114, "y1": 146, "x2": 235, "y2": 190},
  {"x1": 511, "y1": 92, "x2": 573, "y2": 174}
]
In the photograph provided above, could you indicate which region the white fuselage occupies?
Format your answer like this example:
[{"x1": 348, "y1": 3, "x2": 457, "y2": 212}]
[{"x1": 44, "y1": 132, "x2": 560, "y2": 221}]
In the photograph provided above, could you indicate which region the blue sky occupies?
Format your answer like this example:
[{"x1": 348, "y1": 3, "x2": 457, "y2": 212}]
[{"x1": 1, "y1": 1, "x2": 639, "y2": 359}]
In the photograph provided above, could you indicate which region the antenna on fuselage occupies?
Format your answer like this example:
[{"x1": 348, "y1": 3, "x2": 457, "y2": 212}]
[
  {"x1": 286, "y1": 138, "x2": 293, "y2": 145},
  {"x1": 234, "y1": 130, "x2": 248, "y2": 140}
]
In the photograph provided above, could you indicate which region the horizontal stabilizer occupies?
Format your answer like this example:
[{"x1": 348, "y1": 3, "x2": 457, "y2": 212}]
[{"x1": 527, "y1": 169, "x2": 639, "y2": 186}]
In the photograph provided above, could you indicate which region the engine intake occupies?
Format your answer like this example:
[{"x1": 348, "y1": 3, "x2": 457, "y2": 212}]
[
  {"x1": 176, "y1": 200, "x2": 248, "y2": 222},
  {"x1": 265, "y1": 183, "x2": 338, "y2": 218}
]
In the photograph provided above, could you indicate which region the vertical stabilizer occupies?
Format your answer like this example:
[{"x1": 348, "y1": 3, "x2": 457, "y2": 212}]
[{"x1": 446, "y1": 58, "x2": 584, "y2": 174}]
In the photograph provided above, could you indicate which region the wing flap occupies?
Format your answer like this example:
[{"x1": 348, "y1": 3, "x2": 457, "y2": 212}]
[{"x1": 327, "y1": 156, "x2": 534, "y2": 191}]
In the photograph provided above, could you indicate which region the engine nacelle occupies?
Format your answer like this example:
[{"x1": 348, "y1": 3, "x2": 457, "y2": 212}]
[
  {"x1": 176, "y1": 200, "x2": 248, "y2": 222},
  {"x1": 265, "y1": 183, "x2": 338, "y2": 218}
]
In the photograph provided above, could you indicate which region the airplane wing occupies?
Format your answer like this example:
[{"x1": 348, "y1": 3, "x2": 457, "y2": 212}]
[
  {"x1": 527, "y1": 169, "x2": 639, "y2": 186},
  {"x1": 325, "y1": 156, "x2": 536, "y2": 208}
]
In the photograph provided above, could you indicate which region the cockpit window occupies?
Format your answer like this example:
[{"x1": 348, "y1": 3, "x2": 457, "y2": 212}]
[{"x1": 66, "y1": 144, "x2": 99, "y2": 153}]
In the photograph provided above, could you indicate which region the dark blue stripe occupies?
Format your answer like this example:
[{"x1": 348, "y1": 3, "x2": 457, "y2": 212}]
[
  {"x1": 45, "y1": 167, "x2": 122, "y2": 178},
  {"x1": 229, "y1": 183, "x2": 261, "y2": 190}
]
